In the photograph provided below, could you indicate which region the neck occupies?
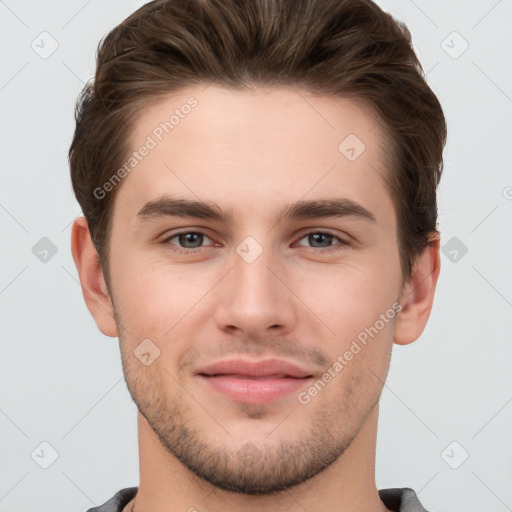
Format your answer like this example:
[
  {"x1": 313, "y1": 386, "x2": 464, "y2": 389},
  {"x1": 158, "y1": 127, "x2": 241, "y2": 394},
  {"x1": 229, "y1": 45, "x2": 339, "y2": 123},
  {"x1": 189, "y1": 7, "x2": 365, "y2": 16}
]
[{"x1": 132, "y1": 404, "x2": 389, "y2": 512}]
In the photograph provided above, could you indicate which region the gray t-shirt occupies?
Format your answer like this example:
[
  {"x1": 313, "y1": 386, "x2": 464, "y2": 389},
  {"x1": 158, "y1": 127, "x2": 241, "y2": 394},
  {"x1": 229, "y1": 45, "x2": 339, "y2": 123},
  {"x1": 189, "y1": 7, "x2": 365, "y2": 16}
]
[{"x1": 85, "y1": 486, "x2": 430, "y2": 512}]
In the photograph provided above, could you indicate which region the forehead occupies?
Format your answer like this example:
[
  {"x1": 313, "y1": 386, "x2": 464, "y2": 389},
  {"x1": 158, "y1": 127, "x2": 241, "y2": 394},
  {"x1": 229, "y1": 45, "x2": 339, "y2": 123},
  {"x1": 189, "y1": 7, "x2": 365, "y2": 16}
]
[
  {"x1": 130, "y1": 84, "x2": 385, "y2": 159},
  {"x1": 114, "y1": 84, "x2": 394, "y2": 224}
]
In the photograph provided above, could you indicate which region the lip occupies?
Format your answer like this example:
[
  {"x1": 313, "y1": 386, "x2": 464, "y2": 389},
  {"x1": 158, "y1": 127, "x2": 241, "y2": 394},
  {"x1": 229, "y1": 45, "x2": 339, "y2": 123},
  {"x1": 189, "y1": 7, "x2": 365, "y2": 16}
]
[
  {"x1": 196, "y1": 358, "x2": 314, "y2": 379},
  {"x1": 195, "y1": 358, "x2": 315, "y2": 404}
]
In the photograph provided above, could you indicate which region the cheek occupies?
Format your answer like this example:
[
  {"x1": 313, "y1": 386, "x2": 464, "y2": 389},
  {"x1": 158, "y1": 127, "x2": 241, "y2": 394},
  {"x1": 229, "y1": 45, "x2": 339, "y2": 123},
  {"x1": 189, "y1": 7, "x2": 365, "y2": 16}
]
[
  {"x1": 110, "y1": 256, "x2": 215, "y2": 339},
  {"x1": 299, "y1": 262, "x2": 399, "y2": 337}
]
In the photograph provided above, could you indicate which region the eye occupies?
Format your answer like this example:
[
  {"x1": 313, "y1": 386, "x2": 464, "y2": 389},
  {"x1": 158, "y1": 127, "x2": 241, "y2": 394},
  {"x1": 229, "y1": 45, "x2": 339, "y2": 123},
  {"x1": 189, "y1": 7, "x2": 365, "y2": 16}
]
[
  {"x1": 294, "y1": 231, "x2": 349, "y2": 253},
  {"x1": 160, "y1": 229, "x2": 349, "y2": 255},
  {"x1": 161, "y1": 230, "x2": 214, "y2": 254}
]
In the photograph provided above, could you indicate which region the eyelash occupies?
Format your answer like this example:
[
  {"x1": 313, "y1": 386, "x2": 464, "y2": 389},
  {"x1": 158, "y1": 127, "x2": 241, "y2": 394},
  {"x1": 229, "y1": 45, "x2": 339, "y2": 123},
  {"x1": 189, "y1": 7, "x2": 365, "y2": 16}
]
[{"x1": 160, "y1": 229, "x2": 349, "y2": 255}]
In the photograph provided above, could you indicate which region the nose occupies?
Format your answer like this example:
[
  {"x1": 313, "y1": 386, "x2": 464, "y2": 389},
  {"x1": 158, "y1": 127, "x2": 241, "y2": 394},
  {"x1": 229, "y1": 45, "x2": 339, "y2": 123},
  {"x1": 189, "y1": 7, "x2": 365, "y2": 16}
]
[{"x1": 213, "y1": 244, "x2": 298, "y2": 340}]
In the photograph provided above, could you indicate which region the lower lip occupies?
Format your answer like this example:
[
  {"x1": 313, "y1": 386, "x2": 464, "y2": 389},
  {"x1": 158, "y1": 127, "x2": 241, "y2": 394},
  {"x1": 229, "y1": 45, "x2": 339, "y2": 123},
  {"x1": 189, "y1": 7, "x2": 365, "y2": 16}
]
[{"x1": 198, "y1": 375, "x2": 314, "y2": 404}]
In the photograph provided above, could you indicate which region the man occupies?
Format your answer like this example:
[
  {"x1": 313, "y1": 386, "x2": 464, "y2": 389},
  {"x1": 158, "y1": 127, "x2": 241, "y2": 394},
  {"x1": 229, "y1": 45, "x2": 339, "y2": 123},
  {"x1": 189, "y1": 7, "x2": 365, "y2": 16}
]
[{"x1": 69, "y1": 0, "x2": 446, "y2": 510}]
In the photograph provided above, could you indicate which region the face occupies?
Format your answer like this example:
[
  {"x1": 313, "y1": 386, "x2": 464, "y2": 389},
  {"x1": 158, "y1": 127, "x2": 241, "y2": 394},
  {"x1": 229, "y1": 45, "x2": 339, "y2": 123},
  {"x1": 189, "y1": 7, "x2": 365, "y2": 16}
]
[{"x1": 105, "y1": 85, "x2": 404, "y2": 494}]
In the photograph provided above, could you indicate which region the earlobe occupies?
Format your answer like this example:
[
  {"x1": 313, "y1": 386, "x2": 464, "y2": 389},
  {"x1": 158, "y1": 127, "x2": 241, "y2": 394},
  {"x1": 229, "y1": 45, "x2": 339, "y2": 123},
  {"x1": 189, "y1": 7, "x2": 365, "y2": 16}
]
[
  {"x1": 393, "y1": 233, "x2": 441, "y2": 346},
  {"x1": 71, "y1": 216, "x2": 118, "y2": 338}
]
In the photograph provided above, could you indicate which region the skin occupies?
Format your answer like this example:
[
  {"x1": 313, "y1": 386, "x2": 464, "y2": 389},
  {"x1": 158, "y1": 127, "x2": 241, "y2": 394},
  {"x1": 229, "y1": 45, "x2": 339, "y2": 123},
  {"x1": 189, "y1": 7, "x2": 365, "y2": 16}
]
[{"x1": 71, "y1": 84, "x2": 440, "y2": 512}]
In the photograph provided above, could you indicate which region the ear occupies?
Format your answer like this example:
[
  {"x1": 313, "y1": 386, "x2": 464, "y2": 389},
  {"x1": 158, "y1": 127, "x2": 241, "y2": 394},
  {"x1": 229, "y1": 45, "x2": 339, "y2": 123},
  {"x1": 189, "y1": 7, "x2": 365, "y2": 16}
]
[
  {"x1": 71, "y1": 216, "x2": 118, "y2": 338},
  {"x1": 393, "y1": 233, "x2": 441, "y2": 345}
]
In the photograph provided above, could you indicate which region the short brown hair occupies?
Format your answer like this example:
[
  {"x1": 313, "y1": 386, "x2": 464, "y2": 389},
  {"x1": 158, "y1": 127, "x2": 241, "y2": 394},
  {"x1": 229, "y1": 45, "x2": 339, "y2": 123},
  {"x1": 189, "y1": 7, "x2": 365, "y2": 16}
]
[{"x1": 69, "y1": 0, "x2": 446, "y2": 285}]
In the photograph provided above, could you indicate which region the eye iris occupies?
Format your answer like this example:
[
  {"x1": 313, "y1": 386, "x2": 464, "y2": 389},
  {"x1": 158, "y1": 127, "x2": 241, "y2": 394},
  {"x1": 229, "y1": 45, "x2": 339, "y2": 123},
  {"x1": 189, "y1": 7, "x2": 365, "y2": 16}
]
[
  {"x1": 179, "y1": 232, "x2": 203, "y2": 248},
  {"x1": 310, "y1": 233, "x2": 332, "y2": 248}
]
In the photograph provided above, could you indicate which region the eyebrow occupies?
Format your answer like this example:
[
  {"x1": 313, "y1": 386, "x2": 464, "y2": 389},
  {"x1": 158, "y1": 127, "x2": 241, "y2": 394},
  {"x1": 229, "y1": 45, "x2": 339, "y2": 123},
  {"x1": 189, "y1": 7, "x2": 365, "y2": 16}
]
[{"x1": 136, "y1": 195, "x2": 376, "y2": 225}]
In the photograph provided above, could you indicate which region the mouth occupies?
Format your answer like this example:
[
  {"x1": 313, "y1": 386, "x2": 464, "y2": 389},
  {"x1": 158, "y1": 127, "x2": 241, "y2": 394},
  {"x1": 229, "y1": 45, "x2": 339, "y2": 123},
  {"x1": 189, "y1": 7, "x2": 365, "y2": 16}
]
[
  {"x1": 197, "y1": 373, "x2": 314, "y2": 404},
  {"x1": 195, "y1": 357, "x2": 316, "y2": 404},
  {"x1": 199, "y1": 373, "x2": 309, "y2": 379}
]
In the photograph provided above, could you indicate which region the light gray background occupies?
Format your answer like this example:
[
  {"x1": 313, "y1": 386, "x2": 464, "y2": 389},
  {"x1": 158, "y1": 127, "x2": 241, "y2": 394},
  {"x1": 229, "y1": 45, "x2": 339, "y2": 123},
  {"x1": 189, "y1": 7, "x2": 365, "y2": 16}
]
[{"x1": 0, "y1": 1, "x2": 511, "y2": 511}]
